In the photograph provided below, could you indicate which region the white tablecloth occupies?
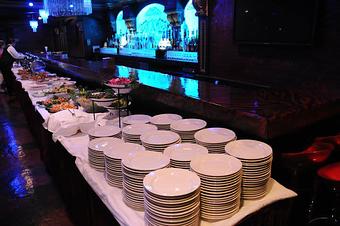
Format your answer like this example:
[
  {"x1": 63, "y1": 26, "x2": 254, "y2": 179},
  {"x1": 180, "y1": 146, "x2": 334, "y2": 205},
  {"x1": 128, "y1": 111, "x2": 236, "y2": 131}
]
[{"x1": 13, "y1": 67, "x2": 298, "y2": 226}]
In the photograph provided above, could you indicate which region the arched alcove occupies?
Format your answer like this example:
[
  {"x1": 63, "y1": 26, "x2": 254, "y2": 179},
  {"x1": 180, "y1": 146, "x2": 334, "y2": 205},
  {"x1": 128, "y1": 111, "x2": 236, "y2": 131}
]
[
  {"x1": 136, "y1": 3, "x2": 170, "y2": 47},
  {"x1": 116, "y1": 10, "x2": 128, "y2": 36},
  {"x1": 183, "y1": 0, "x2": 198, "y2": 39}
]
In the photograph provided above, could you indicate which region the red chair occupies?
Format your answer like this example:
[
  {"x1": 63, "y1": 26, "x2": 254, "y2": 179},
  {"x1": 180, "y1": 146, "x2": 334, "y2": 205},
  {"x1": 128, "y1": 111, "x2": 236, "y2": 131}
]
[
  {"x1": 278, "y1": 142, "x2": 335, "y2": 225},
  {"x1": 308, "y1": 162, "x2": 340, "y2": 226}
]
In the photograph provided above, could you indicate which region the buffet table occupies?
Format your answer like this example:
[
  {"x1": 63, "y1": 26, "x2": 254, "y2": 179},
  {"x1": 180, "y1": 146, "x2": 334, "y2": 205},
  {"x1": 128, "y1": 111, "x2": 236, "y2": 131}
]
[{"x1": 12, "y1": 66, "x2": 297, "y2": 226}]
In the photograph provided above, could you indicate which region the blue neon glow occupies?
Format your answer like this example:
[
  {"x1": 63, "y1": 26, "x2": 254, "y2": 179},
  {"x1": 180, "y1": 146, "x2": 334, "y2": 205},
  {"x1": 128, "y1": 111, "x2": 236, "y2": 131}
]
[
  {"x1": 182, "y1": 0, "x2": 198, "y2": 39},
  {"x1": 69, "y1": 4, "x2": 74, "y2": 8},
  {"x1": 39, "y1": 9, "x2": 49, "y2": 24},
  {"x1": 117, "y1": 66, "x2": 130, "y2": 78},
  {"x1": 2, "y1": 122, "x2": 19, "y2": 156},
  {"x1": 180, "y1": 77, "x2": 199, "y2": 99},
  {"x1": 116, "y1": 11, "x2": 128, "y2": 36},
  {"x1": 137, "y1": 4, "x2": 169, "y2": 46},
  {"x1": 29, "y1": 20, "x2": 38, "y2": 32},
  {"x1": 10, "y1": 169, "x2": 34, "y2": 198},
  {"x1": 29, "y1": 2, "x2": 34, "y2": 7},
  {"x1": 137, "y1": 70, "x2": 172, "y2": 90}
]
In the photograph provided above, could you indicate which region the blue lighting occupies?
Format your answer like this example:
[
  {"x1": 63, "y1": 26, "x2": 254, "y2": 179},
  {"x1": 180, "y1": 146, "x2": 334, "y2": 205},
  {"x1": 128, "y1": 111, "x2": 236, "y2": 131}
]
[
  {"x1": 137, "y1": 4, "x2": 169, "y2": 47},
  {"x1": 2, "y1": 122, "x2": 19, "y2": 156},
  {"x1": 29, "y1": 20, "x2": 38, "y2": 32},
  {"x1": 180, "y1": 77, "x2": 199, "y2": 99},
  {"x1": 69, "y1": 4, "x2": 74, "y2": 8},
  {"x1": 39, "y1": 9, "x2": 49, "y2": 24},
  {"x1": 116, "y1": 11, "x2": 128, "y2": 36},
  {"x1": 182, "y1": 0, "x2": 199, "y2": 39},
  {"x1": 28, "y1": 2, "x2": 34, "y2": 7}
]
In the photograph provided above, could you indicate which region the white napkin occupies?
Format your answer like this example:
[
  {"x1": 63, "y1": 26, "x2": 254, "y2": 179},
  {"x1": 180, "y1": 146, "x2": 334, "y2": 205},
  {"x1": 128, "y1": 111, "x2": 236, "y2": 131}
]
[{"x1": 45, "y1": 109, "x2": 88, "y2": 133}]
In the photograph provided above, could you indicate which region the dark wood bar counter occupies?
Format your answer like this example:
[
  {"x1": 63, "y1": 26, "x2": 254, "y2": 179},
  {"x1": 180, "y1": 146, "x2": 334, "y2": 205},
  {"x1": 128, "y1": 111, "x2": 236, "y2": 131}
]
[{"x1": 36, "y1": 53, "x2": 340, "y2": 142}]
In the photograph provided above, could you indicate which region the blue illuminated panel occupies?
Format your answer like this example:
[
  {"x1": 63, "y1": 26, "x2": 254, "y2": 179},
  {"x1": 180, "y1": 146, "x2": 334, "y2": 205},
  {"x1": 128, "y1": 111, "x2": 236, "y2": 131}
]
[
  {"x1": 117, "y1": 11, "x2": 128, "y2": 36},
  {"x1": 115, "y1": 65, "x2": 199, "y2": 99},
  {"x1": 136, "y1": 4, "x2": 169, "y2": 49},
  {"x1": 183, "y1": 0, "x2": 199, "y2": 39}
]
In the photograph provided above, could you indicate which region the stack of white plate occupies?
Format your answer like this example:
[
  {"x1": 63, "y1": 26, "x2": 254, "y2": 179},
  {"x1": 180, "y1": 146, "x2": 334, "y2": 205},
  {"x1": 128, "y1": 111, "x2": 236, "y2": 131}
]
[
  {"x1": 122, "y1": 124, "x2": 158, "y2": 144},
  {"x1": 88, "y1": 126, "x2": 122, "y2": 140},
  {"x1": 88, "y1": 137, "x2": 124, "y2": 171},
  {"x1": 225, "y1": 139, "x2": 273, "y2": 200},
  {"x1": 190, "y1": 154, "x2": 243, "y2": 221},
  {"x1": 103, "y1": 143, "x2": 145, "y2": 188},
  {"x1": 122, "y1": 114, "x2": 151, "y2": 127},
  {"x1": 140, "y1": 130, "x2": 181, "y2": 152},
  {"x1": 143, "y1": 168, "x2": 201, "y2": 226},
  {"x1": 194, "y1": 128, "x2": 236, "y2": 154},
  {"x1": 150, "y1": 113, "x2": 182, "y2": 130},
  {"x1": 164, "y1": 143, "x2": 208, "y2": 170},
  {"x1": 122, "y1": 152, "x2": 170, "y2": 210},
  {"x1": 170, "y1": 119, "x2": 207, "y2": 143}
]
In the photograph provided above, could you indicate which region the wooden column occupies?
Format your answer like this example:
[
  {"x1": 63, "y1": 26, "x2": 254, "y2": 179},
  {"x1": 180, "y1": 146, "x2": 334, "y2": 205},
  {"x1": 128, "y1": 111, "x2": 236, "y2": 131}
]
[{"x1": 193, "y1": 0, "x2": 208, "y2": 74}]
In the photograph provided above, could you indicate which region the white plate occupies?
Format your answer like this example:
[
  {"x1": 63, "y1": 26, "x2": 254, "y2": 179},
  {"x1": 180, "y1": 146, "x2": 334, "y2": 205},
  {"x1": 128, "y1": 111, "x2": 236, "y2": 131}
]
[
  {"x1": 104, "y1": 143, "x2": 145, "y2": 159},
  {"x1": 164, "y1": 143, "x2": 208, "y2": 162},
  {"x1": 141, "y1": 131, "x2": 180, "y2": 145},
  {"x1": 88, "y1": 137, "x2": 124, "y2": 152},
  {"x1": 32, "y1": 91, "x2": 45, "y2": 97},
  {"x1": 225, "y1": 139, "x2": 273, "y2": 160},
  {"x1": 122, "y1": 114, "x2": 151, "y2": 125},
  {"x1": 122, "y1": 124, "x2": 157, "y2": 136},
  {"x1": 170, "y1": 118, "x2": 207, "y2": 132},
  {"x1": 190, "y1": 154, "x2": 242, "y2": 177},
  {"x1": 88, "y1": 126, "x2": 121, "y2": 138},
  {"x1": 194, "y1": 127, "x2": 236, "y2": 144},
  {"x1": 122, "y1": 151, "x2": 170, "y2": 171},
  {"x1": 150, "y1": 114, "x2": 182, "y2": 125},
  {"x1": 143, "y1": 168, "x2": 200, "y2": 197}
]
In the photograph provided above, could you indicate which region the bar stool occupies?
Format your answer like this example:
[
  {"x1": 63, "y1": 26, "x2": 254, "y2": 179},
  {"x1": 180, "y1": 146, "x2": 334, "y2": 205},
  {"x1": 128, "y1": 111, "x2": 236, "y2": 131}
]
[
  {"x1": 278, "y1": 143, "x2": 334, "y2": 225},
  {"x1": 308, "y1": 162, "x2": 340, "y2": 226}
]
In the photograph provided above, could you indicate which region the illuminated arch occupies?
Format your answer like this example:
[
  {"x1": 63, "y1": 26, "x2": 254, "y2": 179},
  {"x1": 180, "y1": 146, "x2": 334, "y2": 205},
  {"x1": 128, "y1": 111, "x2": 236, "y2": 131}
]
[
  {"x1": 136, "y1": 3, "x2": 169, "y2": 46},
  {"x1": 183, "y1": 0, "x2": 198, "y2": 38},
  {"x1": 116, "y1": 10, "x2": 128, "y2": 36}
]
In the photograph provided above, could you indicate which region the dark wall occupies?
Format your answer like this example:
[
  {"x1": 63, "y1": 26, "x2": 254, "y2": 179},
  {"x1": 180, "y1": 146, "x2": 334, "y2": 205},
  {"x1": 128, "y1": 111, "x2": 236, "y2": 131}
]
[
  {"x1": 0, "y1": 22, "x2": 52, "y2": 53},
  {"x1": 208, "y1": 0, "x2": 340, "y2": 87}
]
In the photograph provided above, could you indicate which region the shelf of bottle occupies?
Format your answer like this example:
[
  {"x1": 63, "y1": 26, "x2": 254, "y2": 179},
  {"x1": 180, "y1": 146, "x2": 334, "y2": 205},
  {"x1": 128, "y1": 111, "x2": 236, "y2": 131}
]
[{"x1": 99, "y1": 48, "x2": 198, "y2": 63}]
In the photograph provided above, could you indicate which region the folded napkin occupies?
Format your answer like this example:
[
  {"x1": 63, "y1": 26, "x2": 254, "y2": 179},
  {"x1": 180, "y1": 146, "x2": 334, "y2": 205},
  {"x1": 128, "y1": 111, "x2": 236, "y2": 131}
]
[{"x1": 45, "y1": 109, "x2": 89, "y2": 133}]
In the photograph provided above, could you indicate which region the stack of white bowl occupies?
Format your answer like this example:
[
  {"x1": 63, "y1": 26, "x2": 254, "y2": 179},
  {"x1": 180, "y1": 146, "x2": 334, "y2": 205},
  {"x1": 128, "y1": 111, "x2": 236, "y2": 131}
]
[
  {"x1": 103, "y1": 143, "x2": 145, "y2": 188},
  {"x1": 122, "y1": 124, "x2": 158, "y2": 144},
  {"x1": 121, "y1": 151, "x2": 170, "y2": 210},
  {"x1": 88, "y1": 137, "x2": 124, "y2": 172},
  {"x1": 150, "y1": 113, "x2": 182, "y2": 130},
  {"x1": 140, "y1": 130, "x2": 181, "y2": 152},
  {"x1": 164, "y1": 143, "x2": 208, "y2": 170},
  {"x1": 143, "y1": 168, "x2": 201, "y2": 226},
  {"x1": 225, "y1": 139, "x2": 273, "y2": 200},
  {"x1": 122, "y1": 114, "x2": 151, "y2": 127},
  {"x1": 190, "y1": 154, "x2": 243, "y2": 221},
  {"x1": 88, "y1": 126, "x2": 122, "y2": 140},
  {"x1": 170, "y1": 119, "x2": 207, "y2": 143},
  {"x1": 194, "y1": 128, "x2": 236, "y2": 154}
]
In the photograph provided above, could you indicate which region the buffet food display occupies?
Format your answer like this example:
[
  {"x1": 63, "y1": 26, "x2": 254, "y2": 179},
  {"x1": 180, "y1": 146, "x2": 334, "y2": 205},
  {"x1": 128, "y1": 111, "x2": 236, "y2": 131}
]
[{"x1": 12, "y1": 64, "x2": 296, "y2": 226}]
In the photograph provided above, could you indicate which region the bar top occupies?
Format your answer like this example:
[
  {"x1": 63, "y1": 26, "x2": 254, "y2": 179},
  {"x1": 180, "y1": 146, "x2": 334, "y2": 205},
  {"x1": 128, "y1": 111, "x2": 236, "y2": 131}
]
[{"x1": 37, "y1": 53, "x2": 340, "y2": 139}]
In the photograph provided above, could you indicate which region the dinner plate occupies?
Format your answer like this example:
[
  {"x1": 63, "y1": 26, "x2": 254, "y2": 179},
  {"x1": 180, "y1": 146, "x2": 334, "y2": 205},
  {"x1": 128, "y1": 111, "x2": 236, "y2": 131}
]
[
  {"x1": 122, "y1": 114, "x2": 151, "y2": 125},
  {"x1": 194, "y1": 127, "x2": 236, "y2": 144},
  {"x1": 143, "y1": 168, "x2": 200, "y2": 197},
  {"x1": 88, "y1": 126, "x2": 122, "y2": 138},
  {"x1": 150, "y1": 114, "x2": 182, "y2": 126},
  {"x1": 225, "y1": 139, "x2": 273, "y2": 160}
]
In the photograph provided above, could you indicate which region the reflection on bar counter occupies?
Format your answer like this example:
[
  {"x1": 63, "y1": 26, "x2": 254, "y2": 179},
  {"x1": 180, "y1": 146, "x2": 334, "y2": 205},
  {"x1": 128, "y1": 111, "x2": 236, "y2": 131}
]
[
  {"x1": 116, "y1": 65, "x2": 199, "y2": 99},
  {"x1": 101, "y1": 0, "x2": 198, "y2": 63}
]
